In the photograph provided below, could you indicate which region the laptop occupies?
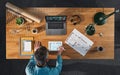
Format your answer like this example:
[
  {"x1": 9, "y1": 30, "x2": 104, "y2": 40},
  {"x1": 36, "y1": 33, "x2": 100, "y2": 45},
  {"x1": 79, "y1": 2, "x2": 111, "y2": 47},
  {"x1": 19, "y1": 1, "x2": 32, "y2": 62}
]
[{"x1": 45, "y1": 16, "x2": 67, "y2": 35}]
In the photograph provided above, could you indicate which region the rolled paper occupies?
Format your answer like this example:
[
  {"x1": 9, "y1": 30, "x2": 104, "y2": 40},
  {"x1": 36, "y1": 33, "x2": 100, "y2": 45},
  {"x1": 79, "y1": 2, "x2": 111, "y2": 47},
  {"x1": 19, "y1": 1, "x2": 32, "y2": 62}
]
[
  {"x1": 6, "y1": 2, "x2": 41, "y2": 23},
  {"x1": 7, "y1": 9, "x2": 33, "y2": 23}
]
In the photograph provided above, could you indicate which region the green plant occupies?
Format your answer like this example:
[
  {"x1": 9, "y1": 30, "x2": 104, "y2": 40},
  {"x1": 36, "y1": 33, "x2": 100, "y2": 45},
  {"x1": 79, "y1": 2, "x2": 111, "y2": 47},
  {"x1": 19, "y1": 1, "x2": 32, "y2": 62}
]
[{"x1": 16, "y1": 17, "x2": 24, "y2": 25}]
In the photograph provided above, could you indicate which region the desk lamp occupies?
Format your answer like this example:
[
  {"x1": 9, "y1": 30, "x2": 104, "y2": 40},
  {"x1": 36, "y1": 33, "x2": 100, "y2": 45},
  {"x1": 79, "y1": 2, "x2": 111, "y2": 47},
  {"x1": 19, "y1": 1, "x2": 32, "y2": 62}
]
[{"x1": 94, "y1": 9, "x2": 119, "y2": 25}]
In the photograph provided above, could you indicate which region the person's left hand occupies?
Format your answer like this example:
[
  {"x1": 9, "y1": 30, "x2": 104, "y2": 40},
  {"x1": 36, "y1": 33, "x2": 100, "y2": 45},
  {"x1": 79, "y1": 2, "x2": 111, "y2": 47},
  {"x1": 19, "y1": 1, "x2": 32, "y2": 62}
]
[{"x1": 34, "y1": 41, "x2": 41, "y2": 51}]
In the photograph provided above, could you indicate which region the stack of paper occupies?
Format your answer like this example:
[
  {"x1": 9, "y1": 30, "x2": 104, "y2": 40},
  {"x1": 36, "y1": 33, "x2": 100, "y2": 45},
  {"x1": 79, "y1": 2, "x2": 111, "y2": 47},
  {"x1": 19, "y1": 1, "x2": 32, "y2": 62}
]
[{"x1": 23, "y1": 40, "x2": 32, "y2": 52}]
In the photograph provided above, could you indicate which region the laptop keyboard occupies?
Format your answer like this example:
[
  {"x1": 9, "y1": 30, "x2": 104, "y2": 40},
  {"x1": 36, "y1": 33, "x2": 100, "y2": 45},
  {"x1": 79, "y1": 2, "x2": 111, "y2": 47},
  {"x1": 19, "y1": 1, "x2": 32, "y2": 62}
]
[{"x1": 48, "y1": 22, "x2": 64, "y2": 29}]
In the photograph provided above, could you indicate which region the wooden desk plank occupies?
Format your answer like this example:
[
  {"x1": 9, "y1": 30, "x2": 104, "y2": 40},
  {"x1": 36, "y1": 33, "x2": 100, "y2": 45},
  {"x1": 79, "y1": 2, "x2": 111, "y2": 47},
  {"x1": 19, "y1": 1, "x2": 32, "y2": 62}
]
[{"x1": 6, "y1": 8, "x2": 114, "y2": 59}]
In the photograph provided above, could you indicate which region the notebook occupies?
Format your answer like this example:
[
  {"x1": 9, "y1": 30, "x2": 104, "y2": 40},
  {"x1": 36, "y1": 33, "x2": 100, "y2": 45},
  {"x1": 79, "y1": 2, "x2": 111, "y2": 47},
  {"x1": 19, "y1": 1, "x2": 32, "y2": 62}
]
[
  {"x1": 65, "y1": 29, "x2": 94, "y2": 56},
  {"x1": 20, "y1": 37, "x2": 34, "y2": 55}
]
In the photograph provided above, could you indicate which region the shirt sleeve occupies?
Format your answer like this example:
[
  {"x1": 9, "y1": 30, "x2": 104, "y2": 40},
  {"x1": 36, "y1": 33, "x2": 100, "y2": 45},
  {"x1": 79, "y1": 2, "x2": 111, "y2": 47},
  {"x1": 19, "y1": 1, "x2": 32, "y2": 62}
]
[
  {"x1": 25, "y1": 55, "x2": 36, "y2": 75},
  {"x1": 55, "y1": 55, "x2": 63, "y2": 73},
  {"x1": 49, "y1": 55, "x2": 63, "y2": 75}
]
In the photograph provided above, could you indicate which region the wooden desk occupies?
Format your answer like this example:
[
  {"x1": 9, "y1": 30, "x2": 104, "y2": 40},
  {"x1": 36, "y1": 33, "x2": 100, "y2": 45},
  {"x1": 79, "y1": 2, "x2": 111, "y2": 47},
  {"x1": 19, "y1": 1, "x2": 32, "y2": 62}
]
[{"x1": 6, "y1": 8, "x2": 114, "y2": 59}]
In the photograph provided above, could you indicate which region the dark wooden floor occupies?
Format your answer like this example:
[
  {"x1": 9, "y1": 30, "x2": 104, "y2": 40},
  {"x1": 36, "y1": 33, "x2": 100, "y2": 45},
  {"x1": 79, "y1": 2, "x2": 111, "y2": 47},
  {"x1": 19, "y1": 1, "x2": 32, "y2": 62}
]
[{"x1": 0, "y1": 0, "x2": 120, "y2": 75}]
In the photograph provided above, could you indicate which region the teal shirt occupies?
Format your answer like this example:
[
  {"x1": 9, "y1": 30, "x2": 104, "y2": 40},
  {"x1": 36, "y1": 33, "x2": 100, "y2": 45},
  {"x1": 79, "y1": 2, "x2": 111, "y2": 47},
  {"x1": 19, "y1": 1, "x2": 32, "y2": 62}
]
[{"x1": 25, "y1": 55, "x2": 62, "y2": 75}]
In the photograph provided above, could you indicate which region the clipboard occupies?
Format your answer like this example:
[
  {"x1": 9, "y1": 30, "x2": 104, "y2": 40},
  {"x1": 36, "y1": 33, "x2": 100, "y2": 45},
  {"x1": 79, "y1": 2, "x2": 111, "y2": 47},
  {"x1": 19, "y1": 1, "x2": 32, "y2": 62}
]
[{"x1": 20, "y1": 37, "x2": 34, "y2": 56}]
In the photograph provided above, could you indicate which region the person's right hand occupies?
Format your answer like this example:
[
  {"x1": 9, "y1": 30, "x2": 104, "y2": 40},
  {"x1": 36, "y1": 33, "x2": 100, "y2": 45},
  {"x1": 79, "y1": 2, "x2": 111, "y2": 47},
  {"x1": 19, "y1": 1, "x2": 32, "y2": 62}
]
[
  {"x1": 34, "y1": 41, "x2": 41, "y2": 51},
  {"x1": 57, "y1": 46, "x2": 65, "y2": 55}
]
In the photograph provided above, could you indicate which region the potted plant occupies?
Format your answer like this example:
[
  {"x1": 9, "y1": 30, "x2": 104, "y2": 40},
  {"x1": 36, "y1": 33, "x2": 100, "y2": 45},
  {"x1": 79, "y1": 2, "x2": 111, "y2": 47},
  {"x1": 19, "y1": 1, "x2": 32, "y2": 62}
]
[{"x1": 16, "y1": 17, "x2": 25, "y2": 26}]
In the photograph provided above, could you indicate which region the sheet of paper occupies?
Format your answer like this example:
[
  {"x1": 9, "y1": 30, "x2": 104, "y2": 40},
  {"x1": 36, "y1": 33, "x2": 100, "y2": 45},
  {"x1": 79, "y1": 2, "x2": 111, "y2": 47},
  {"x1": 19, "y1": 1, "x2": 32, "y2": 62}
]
[
  {"x1": 65, "y1": 29, "x2": 94, "y2": 56},
  {"x1": 48, "y1": 41, "x2": 62, "y2": 51},
  {"x1": 23, "y1": 40, "x2": 32, "y2": 52}
]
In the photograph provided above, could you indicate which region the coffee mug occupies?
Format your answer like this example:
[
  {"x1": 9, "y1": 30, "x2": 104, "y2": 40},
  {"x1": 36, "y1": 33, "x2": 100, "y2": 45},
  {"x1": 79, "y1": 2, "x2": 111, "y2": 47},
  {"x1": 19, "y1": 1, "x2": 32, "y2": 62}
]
[
  {"x1": 32, "y1": 28, "x2": 38, "y2": 34},
  {"x1": 96, "y1": 46, "x2": 104, "y2": 52}
]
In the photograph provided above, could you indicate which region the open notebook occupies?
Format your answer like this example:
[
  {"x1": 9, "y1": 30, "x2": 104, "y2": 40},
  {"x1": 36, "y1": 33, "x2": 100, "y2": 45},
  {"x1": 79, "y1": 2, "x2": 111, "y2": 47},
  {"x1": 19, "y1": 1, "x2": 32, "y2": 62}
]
[{"x1": 65, "y1": 29, "x2": 94, "y2": 56}]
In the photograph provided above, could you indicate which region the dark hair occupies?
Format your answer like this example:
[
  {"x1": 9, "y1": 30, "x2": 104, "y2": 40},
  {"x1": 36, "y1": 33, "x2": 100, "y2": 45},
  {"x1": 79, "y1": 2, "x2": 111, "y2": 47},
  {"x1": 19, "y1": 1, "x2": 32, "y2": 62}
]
[{"x1": 34, "y1": 46, "x2": 48, "y2": 67}]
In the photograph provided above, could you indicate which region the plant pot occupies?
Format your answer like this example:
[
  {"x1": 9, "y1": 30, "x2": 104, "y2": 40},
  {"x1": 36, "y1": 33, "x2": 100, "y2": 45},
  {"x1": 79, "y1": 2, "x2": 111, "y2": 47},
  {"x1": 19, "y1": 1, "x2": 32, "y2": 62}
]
[{"x1": 16, "y1": 17, "x2": 25, "y2": 26}]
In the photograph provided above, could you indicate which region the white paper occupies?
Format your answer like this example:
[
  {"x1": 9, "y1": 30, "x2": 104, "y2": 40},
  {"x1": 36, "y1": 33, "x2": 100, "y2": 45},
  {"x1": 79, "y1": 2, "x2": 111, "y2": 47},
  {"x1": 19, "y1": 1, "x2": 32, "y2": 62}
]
[
  {"x1": 48, "y1": 41, "x2": 62, "y2": 51},
  {"x1": 65, "y1": 29, "x2": 94, "y2": 56},
  {"x1": 23, "y1": 40, "x2": 32, "y2": 52}
]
